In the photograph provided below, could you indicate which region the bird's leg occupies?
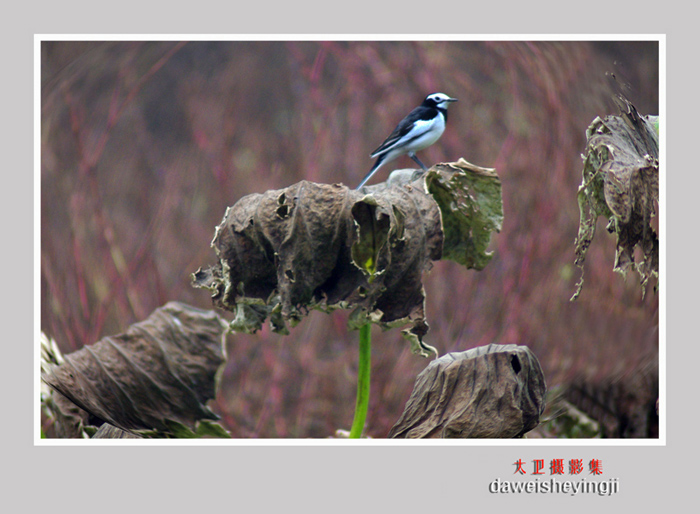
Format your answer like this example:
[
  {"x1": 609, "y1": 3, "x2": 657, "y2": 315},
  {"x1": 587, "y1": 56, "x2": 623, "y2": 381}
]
[{"x1": 409, "y1": 153, "x2": 428, "y2": 171}]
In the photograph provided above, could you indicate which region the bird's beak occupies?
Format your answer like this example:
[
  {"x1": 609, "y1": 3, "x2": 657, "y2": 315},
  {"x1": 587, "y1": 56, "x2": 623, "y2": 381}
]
[{"x1": 448, "y1": 97, "x2": 458, "y2": 102}]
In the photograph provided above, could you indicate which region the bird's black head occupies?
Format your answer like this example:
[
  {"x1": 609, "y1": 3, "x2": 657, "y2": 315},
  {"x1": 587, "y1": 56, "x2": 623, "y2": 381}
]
[{"x1": 423, "y1": 92, "x2": 458, "y2": 110}]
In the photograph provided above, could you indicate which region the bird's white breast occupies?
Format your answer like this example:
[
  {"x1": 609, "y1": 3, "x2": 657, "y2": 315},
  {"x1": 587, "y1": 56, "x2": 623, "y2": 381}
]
[{"x1": 403, "y1": 113, "x2": 446, "y2": 152}]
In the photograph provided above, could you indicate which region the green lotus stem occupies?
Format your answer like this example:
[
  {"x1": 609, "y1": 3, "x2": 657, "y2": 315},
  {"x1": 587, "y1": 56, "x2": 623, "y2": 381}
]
[{"x1": 349, "y1": 323, "x2": 371, "y2": 438}]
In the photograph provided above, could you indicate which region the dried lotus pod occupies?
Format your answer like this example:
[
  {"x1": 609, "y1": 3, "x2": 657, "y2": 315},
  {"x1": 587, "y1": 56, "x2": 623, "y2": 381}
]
[{"x1": 388, "y1": 344, "x2": 546, "y2": 438}]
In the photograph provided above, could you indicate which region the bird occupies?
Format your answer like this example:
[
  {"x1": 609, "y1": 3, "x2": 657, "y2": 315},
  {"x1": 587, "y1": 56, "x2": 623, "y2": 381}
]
[{"x1": 356, "y1": 92, "x2": 457, "y2": 189}]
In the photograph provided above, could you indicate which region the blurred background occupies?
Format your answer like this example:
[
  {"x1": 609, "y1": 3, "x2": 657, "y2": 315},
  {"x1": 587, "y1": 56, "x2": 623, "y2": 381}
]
[{"x1": 40, "y1": 40, "x2": 659, "y2": 438}]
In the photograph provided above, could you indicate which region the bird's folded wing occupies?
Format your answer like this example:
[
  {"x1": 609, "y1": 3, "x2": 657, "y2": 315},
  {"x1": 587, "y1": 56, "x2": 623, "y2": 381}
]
[{"x1": 370, "y1": 108, "x2": 433, "y2": 157}]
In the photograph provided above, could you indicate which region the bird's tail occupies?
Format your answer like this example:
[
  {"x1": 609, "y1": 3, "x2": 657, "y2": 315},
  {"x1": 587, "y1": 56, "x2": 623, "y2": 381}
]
[{"x1": 356, "y1": 154, "x2": 386, "y2": 189}]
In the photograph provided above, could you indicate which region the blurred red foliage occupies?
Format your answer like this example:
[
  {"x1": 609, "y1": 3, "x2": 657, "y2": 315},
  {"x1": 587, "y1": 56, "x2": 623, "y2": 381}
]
[{"x1": 41, "y1": 40, "x2": 659, "y2": 438}]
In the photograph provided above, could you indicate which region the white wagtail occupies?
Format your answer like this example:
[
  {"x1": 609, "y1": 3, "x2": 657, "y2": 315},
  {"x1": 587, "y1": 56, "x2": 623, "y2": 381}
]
[{"x1": 356, "y1": 92, "x2": 457, "y2": 189}]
